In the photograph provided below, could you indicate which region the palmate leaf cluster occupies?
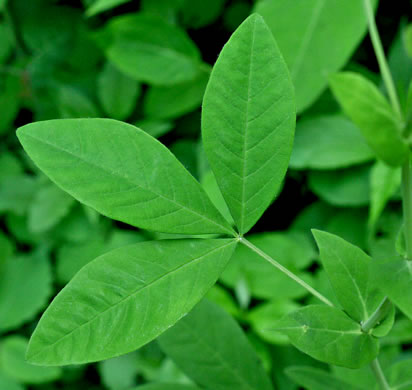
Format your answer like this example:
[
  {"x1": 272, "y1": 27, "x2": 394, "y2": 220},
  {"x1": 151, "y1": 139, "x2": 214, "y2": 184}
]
[{"x1": 1, "y1": 0, "x2": 412, "y2": 389}]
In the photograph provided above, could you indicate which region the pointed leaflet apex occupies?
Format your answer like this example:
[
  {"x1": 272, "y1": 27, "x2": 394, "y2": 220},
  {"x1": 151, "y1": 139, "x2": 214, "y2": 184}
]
[{"x1": 202, "y1": 13, "x2": 296, "y2": 235}]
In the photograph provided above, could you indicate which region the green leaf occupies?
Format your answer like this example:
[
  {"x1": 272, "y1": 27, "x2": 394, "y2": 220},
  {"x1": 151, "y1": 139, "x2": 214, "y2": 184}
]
[
  {"x1": 312, "y1": 230, "x2": 382, "y2": 323},
  {"x1": 28, "y1": 182, "x2": 75, "y2": 233},
  {"x1": 387, "y1": 359, "x2": 412, "y2": 389},
  {"x1": 144, "y1": 66, "x2": 210, "y2": 120},
  {"x1": 180, "y1": 0, "x2": 226, "y2": 29},
  {"x1": 372, "y1": 258, "x2": 412, "y2": 321},
  {"x1": 405, "y1": 24, "x2": 412, "y2": 58},
  {"x1": 248, "y1": 300, "x2": 300, "y2": 345},
  {"x1": 27, "y1": 239, "x2": 237, "y2": 365},
  {"x1": 276, "y1": 305, "x2": 379, "y2": 368},
  {"x1": 0, "y1": 336, "x2": 61, "y2": 384},
  {"x1": 98, "y1": 352, "x2": 138, "y2": 390},
  {"x1": 135, "y1": 119, "x2": 174, "y2": 139},
  {"x1": 58, "y1": 86, "x2": 99, "y2": 118},
  {"x1": 158, "y1": 299, "x2": 273, "y2": 390},
  {"x1": 220, "y1": 231, "x2": 316, "y2": 300},
  {"x1": 255, "y1": 0, "x2": 375, "y2": 112},
  {"x1": 86, "y1": 0, "x2": 132, "y2": 16},
  {"x1": 0, "y1": 373, "x2": 23, "y2": 390},
  {"x1": 202, "y1": 14, "x2": 295, "y2": 234},
  {"x1": 98, "y1": 62, "x2": 141, "y2": 120},
  {"x1": 285, "y1": 366, "x2": 363, "y2": 390},
  {"x1": 0, "y1": 251, "x2": 53, "y2": 332},
  {"x1": 330, "y1": 72, "x2": 408, "y2": 167},
  {"x1": 131, "y1": 385, "x2": 200, "y2": 390},
  {"x1": 100, "y1": 13, "x2": 202, "y2": 85},
  {"x1": 308, "y1": 164, "x2": 371, "y2": 207},
  {"x1": 0, "y1": 175, "x2": 39, "y2": 215},
  {"x1": 369, "y1": 160, "x2": 401, "y2": 229},
  {"x1": 290, "y1": 115, "x2": 374, "y2": 170},
  {"x1": 17, "y1": 119, "x2": 234, "y2": 236}
]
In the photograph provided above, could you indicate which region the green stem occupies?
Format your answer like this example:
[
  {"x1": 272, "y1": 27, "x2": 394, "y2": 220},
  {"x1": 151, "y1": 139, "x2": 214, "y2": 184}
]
[
  {"x1": 402, "y1": 154, "x2": 412, "y2": 260},
  {"x1": 363, "y1": 0, "x2": 402, "y2": 118},
  {"x1": 240, "y1": 238, "x2": 334, "y2": 307},
  {"x1": 371, "y1": 359, "x2": 392, "y2": 390},
  {"x1": 361, "y1": 297, "x2": 391, "y2": 332}
]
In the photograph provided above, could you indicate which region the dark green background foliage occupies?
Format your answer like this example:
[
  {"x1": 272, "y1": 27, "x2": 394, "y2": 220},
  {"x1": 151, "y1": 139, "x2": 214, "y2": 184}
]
[{"x1": 0, "y1": 0, "x2": 412, "y2": 389}]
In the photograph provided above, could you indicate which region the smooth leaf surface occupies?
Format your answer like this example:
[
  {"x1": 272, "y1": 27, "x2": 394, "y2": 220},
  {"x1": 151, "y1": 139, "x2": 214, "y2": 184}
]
[
  {"x1": 86, "y1": 0, "x2": 132, "y2": 16},
  {"x1": 308, "y1": 164, "x2": 371, "y2": 207},
  {"x1": 369, "y1": 161, "x2": 401, "y2": 229},
  {"x1": 144, "y1": 66, "x2": 210, "y2": 120},
  {"x1": 372, "y1": 258, "x2": 412, "y2": 321},
  {"x1": 0, "y1": 373, "x2": 23, "y2": 390},
  {"x1": 202, "y1": 14, "x2": 295, "y2": 234},
  {"x1": 0, "y1": 336, "x2": 61, "y2": 384},
  {"x1": 276, "y1": 305, "x2": 379, "y2": 368},
  {"x1": 255, "y1": 0, "x2": 375, "y2": 112},
  {"x1": 330, "y1": 72, "x2": 408, "y2": 167},
  {"x1": 27, "y1": 239, "x2": 237, "y2": 365},
  {"x1": 290, "y1": 115, "x2": 374, "y2": 170},
  {"x1": 100, "y1": 13, "x2": 202, "y2": 85},
  {"x1": 312, "y1": 230, "x2": 382, "y2": 323},
  {"x1": 17, "y1": 119, "x2": 234, "y2": 236},
  {"x1": 285, "y1": 366, "x2": 363, "y2": 390},
  {"x1": 98, "y1": 352, "x2": 138, "y2": 390},
  {"x1": 0, "y1": 251, "x2": 52, "y2": 332},
  {"x1": 98, "y1": 62, "x2": 141, "y2": 120},
  {"x1": 387, "y1": 359, "x2": 412, "y2": 389},
  {"x1": 158, "y1": 299, "x2": 273, "y2": 390}
]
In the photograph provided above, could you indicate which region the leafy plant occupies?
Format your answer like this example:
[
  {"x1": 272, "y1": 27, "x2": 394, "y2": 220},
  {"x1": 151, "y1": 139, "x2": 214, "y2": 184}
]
[{"x1": 1, "y1": 0, "x2": 412, "y2": 389}]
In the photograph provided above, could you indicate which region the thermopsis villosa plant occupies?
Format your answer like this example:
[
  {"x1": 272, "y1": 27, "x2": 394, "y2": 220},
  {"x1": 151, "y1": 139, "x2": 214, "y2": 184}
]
[{"x1": 17, "y1": 1, "x2": 412, "y2": 389}]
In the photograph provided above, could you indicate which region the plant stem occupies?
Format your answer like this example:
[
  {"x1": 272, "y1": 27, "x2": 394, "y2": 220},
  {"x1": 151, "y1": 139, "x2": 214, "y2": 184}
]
[
  {"x1": 361, "y1": 297, "x2": 390, "y2": 332},
  {"x1": 402, "y1": 155, "x2": 412, "y2": 260},
  {"x1": 240, "y1": 238, "x2": 333, "y2": 307},
  {"x1": 363, "y1": 0, "x2": 401, "y2": 118},
  {"x1": 371, "y1": 359, "x2": 392, "y2": 390}
]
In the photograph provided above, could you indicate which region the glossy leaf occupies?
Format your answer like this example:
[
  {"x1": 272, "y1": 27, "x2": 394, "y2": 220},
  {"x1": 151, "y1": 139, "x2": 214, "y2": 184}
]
[
  {"x1": 27, "y1": 239, "x2": 237, "y2": 365},
  {"x1": 276, "y1": 305, "x2": 379, "y2": 368},
  {"x1": 202, "y1": 14, "x2": 295, "y2": 234},
  {"x1": 100, "y1": 13, "x2": 202, "y2": 85},
  {"x1": 158, "y1": 299, "x2": 273, "y2": 390},
  {"x1": 308, "y1": 164, "x2": 371, "y2": 207},
  {"x1": 330, "y1": 72, "x2": 408, "y2": 167},
  {"x1": 98, "y1": 62, "x2": 141, "y2": 120},
  {"x1": 312, "y1": 230, "x2": 382, "y2": 323},
  {"x1": 372, "y1": 258, "x2": 412, "y2": 321},
  {"x1": 17, "y1": 119, "x2": 234, "y2": 236},
  {"x1": 0, "y1": 251, "x2": 53, "y2": 332},
  {"x1": 290, "y1": 115, "x2": 374, "y2": 170},
  {"x1": 255, "y1": 0, "x2": 375, "y2": 112},
  {"x1": 0, "y1": 336, "x2": 61, "y2": 384},
  {"x1": 285, "y1": 366, "x2": 363, "y2": 390}
]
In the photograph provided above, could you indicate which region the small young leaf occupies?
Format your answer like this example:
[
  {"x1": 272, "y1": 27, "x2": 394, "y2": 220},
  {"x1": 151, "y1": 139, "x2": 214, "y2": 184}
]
[
  {"x1": 99, "y1": 13, "x2": 202, "y2": 85},
  {"x1": 27, "y1": 239, "x2": 237, "y2": 365},
  {"x1": 202, "y1": 14, "x2": 295, "y2": 234},
  {"x1": 158, "y1": 299, "x2": 273, "y2": 390},
  {"x1": 312, "y1": 230, "x2": 383, "y2": 323},
  {"x1": 285, "y1": 366, "x2": 363, "y2": 390},
  {"x1": 98, "y1": 62, "x2": 141, "y2": 120},
  {"x1": 276, "y1": 305, "x2": 379, "y2": 368},
  {"x1": 290, "y1": 115, "x2": 374, "y2": 170},
  {"x1": 0, "y1": 336, "x2": 62, "y2": 384},
  {"x1": 330, "y1": 72, "x2": 408, "y2": 167},
  {"x1": 17, "y1": 119, "x2": 234, "y2": 236},
  {"x1": 372, "y1": 258, "x2": 412, "y2": 321}
]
